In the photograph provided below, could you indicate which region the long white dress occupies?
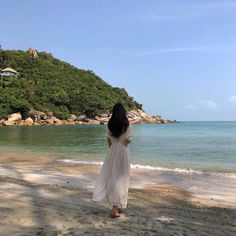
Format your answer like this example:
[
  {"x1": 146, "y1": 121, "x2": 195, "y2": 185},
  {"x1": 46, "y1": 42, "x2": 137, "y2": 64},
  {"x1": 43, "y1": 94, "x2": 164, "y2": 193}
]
[{"x1": 92, "y1": 124, "x2": 132, "y2": 208}]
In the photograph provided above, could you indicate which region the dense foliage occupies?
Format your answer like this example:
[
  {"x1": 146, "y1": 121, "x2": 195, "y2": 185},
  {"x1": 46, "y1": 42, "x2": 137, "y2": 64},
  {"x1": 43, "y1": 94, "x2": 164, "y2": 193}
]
[{"x1": 0, "y1": 50, "x2": 142, "y2": 119}]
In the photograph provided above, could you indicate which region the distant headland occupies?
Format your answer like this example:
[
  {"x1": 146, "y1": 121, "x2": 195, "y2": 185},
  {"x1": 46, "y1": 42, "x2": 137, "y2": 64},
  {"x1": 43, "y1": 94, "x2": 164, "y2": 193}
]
[{"x1": 0, "y1": 48, "x2": 176, "y2": 126}]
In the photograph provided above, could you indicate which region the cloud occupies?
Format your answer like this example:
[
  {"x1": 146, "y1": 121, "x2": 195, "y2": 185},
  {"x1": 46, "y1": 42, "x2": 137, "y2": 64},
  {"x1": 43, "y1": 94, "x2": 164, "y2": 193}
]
[
  {"x1": 135, "y1": 1, "x2": 236, "y2": 23},
  {"x1": 125, "y1": 47, "x2": 208, "y2": 56},
  {"x1": 124, "y1": 46, "x2": 236, "y2": 56},
  {"x1": 192, "y1": 2, "x2": 236, "y2": 10},
  {"x1": 197, "y1": 100, "x2": 219, "y2": 109},
  {"x1": 185, "y1": 99, "x2": 219, "y2": 110},
  {"x1": 185, "y1": 104, "x2": 197, "y2": 110},
  {"x1": 229, "y1": 95, "x2": 236, "y2": 104}
]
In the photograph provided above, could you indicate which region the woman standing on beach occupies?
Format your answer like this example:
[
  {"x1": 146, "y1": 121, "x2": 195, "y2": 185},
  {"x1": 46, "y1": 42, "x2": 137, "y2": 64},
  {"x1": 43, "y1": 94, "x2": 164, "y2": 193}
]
[{"x1": 92, "y1": 103, "x2": 132, "y2": 218}]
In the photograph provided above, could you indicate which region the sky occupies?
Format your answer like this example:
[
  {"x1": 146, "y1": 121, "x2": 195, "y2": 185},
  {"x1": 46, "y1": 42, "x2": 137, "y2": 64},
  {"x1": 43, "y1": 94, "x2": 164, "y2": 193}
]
[{"x1": 1, "y1": 0, "x2": 236, "y2": 121}]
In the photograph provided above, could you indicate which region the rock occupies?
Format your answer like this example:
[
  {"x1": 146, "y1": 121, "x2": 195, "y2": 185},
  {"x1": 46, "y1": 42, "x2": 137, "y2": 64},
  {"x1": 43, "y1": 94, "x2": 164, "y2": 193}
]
[
  {"x1": 68, "y1": 120, "x2": 76, "y2": 125},
  {"x1": 28, "y1": 48, "x2": 38, "y2": 59},
  {"x1": 88, "y1": 120, "x2": 100, "y2": 125},
  {"x1": 45, "y1": 118, "x2": 55, "y2": 125},
  {"x1": 17, "y1": 120, "x2": 25, "y2": 126},
  {"x1": 76, "y1": 115, "x2": 87, "y2": 121},
  {"x1": 69, "y1": 114, "x2": 77, "y2": 121},
  {"x1": 38, "y1": 120, "x2": 46, "y2": 125},
  {"x1": 47, "y1": 111, "x2": 54, "y2": 118},
  {"x1": 143, "y1": 116, "x2": 155, "y2": 124},
  {"x1": 160, "y1": 119, "x2": 167, "y2": 124},
  {"x1": 2, "y1": 120, "x2": 15, "y2": 126},
  {"x1": 54, "y1": 120, "x2": 63, "y2": 125},
  {"x1": 44, "y1": 117, "x2": 63, "y2": 125},
  {"x1": 76, "y1": 121, "x2": 83, "y2": 125},
  {"x1": 95, "y1": 116, "x2": 109, "y2": 124},
  {"x1": 137, "y1": 109, "x2": 147, "y2": 118},
  {"x1": 33, "y1": 121, "x2": 41, "y2": 126},
  {"x1": 100, "y1": 113, "x2": 109, "y2": 118},
  {"x1": 83, "y1": 118, "x2": 91, "y2": 123},
  {"x1": 131, "y1": 117, "x2": 143, "y2": 124},
  {"x1": 62, "y1": 120, "x2": 68, "y2": 125},
  {"x1": 29, "y1": 109, "x2": 47, "y2": 120},
  {"x1": 7, "y1": 112, "x2": 22, "y2": 122},
  {"x1": 0, "y1": 119, "x2": 4, "y2": 125},
  {"x1": 24, "y1": 117, "x2": 34, "y2": 126},
  {"x1": 154, "y1": 115, "x2": 162, "y2": 120}
]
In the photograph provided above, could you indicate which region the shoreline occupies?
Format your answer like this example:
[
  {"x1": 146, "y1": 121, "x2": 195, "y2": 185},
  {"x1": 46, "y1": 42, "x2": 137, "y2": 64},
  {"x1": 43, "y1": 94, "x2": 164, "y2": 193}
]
[
  {"x1": 1, "y1": 151, "x2": 236, "y2": 208},
  {"x1": 0, "y1": 109, "x2": 177, "y2": 127},
  {"x1": 0, "y1": 152, "x2": 236, "y2": 235}
]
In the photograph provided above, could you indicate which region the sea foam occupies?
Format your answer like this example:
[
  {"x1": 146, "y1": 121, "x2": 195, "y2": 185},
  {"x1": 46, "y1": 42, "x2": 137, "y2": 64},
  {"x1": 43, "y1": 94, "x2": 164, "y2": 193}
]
[{"x1": 58, "y1": 159, "x2": 236, "y2": 179}]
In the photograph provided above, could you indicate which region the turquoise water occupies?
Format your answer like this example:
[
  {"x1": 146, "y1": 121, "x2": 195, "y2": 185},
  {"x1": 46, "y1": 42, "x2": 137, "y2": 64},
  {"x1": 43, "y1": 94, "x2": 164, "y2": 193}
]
[{"x1": 0, "y1": 122, "x2": 236, "y2": 174}]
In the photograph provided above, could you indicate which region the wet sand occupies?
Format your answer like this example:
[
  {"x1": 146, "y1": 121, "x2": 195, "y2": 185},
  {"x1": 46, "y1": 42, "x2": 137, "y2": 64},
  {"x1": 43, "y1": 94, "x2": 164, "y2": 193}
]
[{"x1": 0, "y1": 152, "x2": 236, "y2": 235}]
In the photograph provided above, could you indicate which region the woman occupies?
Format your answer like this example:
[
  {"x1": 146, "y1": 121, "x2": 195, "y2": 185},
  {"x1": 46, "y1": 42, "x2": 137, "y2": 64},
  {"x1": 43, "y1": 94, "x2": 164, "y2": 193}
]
[{"x1": 92, "y1": 103, "x2": 132, "y2": 218}]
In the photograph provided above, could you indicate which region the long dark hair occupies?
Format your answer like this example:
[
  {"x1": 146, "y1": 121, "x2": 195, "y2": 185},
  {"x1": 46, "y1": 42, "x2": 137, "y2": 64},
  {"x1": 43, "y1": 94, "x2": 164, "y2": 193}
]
[{"x1": 108, "y1": 103, "x2": 129, "y2": 138}]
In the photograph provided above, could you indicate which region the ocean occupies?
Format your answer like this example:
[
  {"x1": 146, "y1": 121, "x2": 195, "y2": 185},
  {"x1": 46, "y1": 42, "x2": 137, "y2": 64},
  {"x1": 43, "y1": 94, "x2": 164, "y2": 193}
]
[
  {"x1": 1, "y1": 122, "x2": 236, "y2": 205},
  {"x1": 0, "y1": 122, "x2": 236, "y2": 176}
]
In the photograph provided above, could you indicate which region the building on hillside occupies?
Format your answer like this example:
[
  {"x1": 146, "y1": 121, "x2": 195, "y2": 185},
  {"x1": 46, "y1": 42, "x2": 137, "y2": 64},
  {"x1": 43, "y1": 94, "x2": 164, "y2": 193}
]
[{"x1": 0, "y1": 67, "x2": 19, "y2": 79}]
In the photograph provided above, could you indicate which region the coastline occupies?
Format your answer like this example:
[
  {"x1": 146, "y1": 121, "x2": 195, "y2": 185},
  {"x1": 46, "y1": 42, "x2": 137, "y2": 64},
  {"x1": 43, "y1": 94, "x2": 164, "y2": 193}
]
[
  {"x1": 0, "y1": 109, "x2": 177, "y2": 127},
  {"x1": 0, "y1": 152, "x2": 235, "y2": 235}
]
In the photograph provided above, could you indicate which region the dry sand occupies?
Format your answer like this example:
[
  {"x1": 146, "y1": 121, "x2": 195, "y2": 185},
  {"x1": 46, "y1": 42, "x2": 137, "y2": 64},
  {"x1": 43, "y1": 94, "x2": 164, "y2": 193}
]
[{"x1": 0, "y1": 152, "x2": 236, "y2": 236}]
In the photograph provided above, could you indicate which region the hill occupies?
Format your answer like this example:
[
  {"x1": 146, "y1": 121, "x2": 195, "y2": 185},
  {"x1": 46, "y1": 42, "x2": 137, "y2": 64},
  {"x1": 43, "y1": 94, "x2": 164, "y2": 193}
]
[{"x1": 0, "y1": 49, "x2": 142, "y2": 119}]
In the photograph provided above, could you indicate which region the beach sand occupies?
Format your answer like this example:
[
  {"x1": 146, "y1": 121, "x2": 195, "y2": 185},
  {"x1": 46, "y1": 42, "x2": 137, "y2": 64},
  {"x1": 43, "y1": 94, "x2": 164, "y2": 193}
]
[{"x1": 0, "y1": 153, "x2": 236, "y2": 236}]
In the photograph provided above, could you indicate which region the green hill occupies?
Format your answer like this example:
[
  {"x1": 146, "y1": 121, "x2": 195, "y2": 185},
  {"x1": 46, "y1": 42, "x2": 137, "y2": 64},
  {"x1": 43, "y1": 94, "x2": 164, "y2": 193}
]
[{"x1": 0, "y1": 49, "x2": 142, "y2": 119}]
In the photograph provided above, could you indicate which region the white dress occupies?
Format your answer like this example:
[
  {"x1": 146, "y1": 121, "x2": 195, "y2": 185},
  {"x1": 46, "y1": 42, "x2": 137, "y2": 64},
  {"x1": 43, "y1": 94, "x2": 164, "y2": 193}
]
[{"x1": 92, "y1": 124, "x2": 132, "y2": 208}]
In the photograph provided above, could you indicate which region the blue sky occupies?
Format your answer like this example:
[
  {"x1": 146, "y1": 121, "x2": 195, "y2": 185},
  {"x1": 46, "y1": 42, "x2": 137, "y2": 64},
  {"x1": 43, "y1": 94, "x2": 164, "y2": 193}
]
[{"x1": 1, "y1": 0, "x2": 236, "y2": 120}]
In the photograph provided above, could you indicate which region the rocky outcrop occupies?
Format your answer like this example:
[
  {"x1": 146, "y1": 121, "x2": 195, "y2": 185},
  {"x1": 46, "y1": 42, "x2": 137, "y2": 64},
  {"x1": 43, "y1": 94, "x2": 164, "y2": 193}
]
[
  {"x1": 7, "y1": 112, "x2": 22, "y2": 122},
  {"x1": 0, "y1": 110, "x2": 177, "y2": 127},
  {"x1": 127, "y1": 109, "x2": 176, "y2": 124},
  {"x1": 28, "y1": 48, "x2": 38, "y2": 59}
]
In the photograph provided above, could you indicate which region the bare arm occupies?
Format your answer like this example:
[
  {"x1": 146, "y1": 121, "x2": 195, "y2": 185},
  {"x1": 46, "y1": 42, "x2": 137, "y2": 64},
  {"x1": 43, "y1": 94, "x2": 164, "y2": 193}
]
[
  {"x1": 123, "y1": 137, "x2": 132, "y2": 147},
  {"x1": 123, "y1": 125, "x2": 132, "y2": 147}
]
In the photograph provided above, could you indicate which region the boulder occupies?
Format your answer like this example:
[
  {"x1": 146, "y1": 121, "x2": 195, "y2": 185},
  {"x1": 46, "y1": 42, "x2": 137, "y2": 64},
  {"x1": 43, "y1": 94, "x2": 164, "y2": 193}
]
[
  {"x1": 7, "y1": 112, "x2": 22, "y2": 122},
  {"x1": 29, "y1": 109, "x2": 47, "y2": 120},
  {"x1": 54, "y1": 119, "x2": 63, "y2": 125},
  {"x1": 38, "y1": 120, "x2": 46, "y2": 125},
  {"x1": 2, "y1": 120, "x2": 15, "y2": 126},
  {"x1": 68, "y1": 120, "x2": 76, "y2": 125},
  {"x1": 45, "y1": 118, "x2": 55, "y2": 125},
  {"x1": 87, "y1": 120, "x2": 100, "y2": 125},
  {"x1": 160, "y1": 119, "x2": 167, "y2": 124},
  {"x1": 76, "y1": 115, "x2": 87, "y2": 121},
  {"x1": 33, "y1": 121, "x2": 41, "y2": 126},
  {"x1": 18, "y1": 120, "x2": 26, "y2": 126},
  {"x1": 28, "y1": 48, "x2": 38, "y2": 59},
  {"x1": 24, "y1": 117, "x2": 34, "y2": 126},
  {"x1": 83, "y1": 118, "x2": 91, "y2": 123},
  {"x1": 69, "y1": 114, "x2": 77, "y2": 121},
  {"x1": 100, "y1": 113, "x2": 109, "y2": 118},
  {"x1": 62, "y1": 120, "x2": 70, "y2": 125}
]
